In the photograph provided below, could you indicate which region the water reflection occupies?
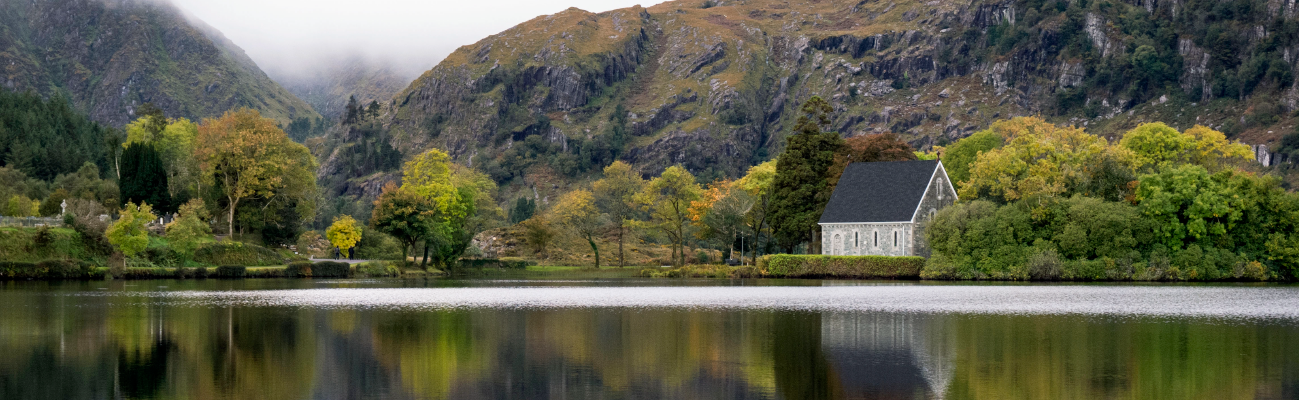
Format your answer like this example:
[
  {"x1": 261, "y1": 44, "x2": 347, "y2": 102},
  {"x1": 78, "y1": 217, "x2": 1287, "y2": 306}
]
[{"x1": 0, "y1": 280, "x2": 1295, "y2": 399}]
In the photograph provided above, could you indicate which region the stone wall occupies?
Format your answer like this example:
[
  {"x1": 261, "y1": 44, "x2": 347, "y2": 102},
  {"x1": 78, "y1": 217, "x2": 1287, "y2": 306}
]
[{"x1": 822, "y1": 223, "x2": 913, "y2": 256}]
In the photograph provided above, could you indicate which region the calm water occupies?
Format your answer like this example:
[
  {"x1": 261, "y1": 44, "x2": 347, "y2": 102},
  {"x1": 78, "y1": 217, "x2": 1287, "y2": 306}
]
[{"x1": 0, "y1": 279, "x2": 1295, "y2": 400}]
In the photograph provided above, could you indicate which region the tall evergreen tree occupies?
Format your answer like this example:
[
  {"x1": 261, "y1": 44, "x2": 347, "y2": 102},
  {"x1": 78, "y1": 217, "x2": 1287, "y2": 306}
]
[
  {"x1": 344, "y1": 95, "x2": 359, "y2": 125},
  {"x1": 769, "y1": 96, "x2": 845, "y2": 253},
  {"x1": 119, "y1": 143, "x2": 171, "y2": 213}
]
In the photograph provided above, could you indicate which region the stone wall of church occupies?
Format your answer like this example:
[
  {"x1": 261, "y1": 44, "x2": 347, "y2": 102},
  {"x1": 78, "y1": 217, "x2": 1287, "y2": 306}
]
[
  {"x1": 821, "y1": 223, "x2": 914, "y2": 256},
  {"x1": 910, "y1": 167, "x2": 958, "y2": 258}
]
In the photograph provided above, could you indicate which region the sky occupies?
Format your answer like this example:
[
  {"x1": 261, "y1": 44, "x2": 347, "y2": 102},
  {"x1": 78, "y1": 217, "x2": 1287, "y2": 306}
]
[{"x1": 171, "y1": 0, "x2": 650, "y2": 79}]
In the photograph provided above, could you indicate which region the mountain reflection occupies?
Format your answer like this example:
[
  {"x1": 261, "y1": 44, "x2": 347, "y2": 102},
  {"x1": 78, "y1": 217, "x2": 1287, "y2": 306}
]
[{"x1": 0, "y1": 281, "x2": 1295, "y2": 400}]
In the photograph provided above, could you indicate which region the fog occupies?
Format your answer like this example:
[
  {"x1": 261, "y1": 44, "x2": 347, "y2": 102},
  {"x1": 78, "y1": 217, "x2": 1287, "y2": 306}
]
[{"x1": 171, "y1": 0, "x2": 650, "y2": 79}]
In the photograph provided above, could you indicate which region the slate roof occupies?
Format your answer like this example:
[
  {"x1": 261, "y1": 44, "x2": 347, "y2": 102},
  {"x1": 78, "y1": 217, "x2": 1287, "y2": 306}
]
[{"x1": 818, "y1": 160, "x2": 940, "y2": 224}]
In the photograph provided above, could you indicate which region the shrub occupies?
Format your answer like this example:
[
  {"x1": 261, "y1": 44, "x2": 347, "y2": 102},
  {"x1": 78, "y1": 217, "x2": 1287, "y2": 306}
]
[
  {"x1": 36, "y1": 259, "x2": 92, "y2": 279},
  {"x1": 762, "y1": 255, "x2": 925, "y2": 279},
  {"x1": 216, "y1": 265, "x2": 246, "y2": 278},
  {"x1": 1027, "y1": 248, "x2": 1062, "y2": 280},
  {"x1": 356, "y1": 261, "x2": 400, "y2": 277},
  {"x1": 311, "y1": 261, "x2": 351, "y2": 278},
  {"x1": 285, "y1": 261, "x2": 313, "y2": 277},
  {"x1": 193, "y1": 242, "x2": 283, "y2": 266},
  {"x1": 194, "y1": 266, "x2": 209, "y2": 279}
]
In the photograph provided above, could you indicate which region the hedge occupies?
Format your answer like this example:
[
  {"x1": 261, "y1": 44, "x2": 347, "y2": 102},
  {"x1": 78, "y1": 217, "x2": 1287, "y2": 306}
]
[
  {"x1": 285, "y1": 261, "x2": 313, "y2": 277},
  {"x1": 458, "y1": 258, "x2": 534, "y2": 269},
  {"x1": 310, "y1": 261, "x2": 351, "y2": 278},
  {"x1": 193, "y1": 242, "x2": 283, "y2": 266},
  {"x1": 216, "y1": 265, "x2": 247, "y2": 278},
  {"x1": 0, "y1": 260, "x2": 100, "y2": 280},
  {"x1": 758, "y1": 255, "x2": 925, "y2": 279}
]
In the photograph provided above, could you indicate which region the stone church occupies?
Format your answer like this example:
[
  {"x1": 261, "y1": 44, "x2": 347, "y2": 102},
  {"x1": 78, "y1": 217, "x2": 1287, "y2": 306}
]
[{"x1": 818, "y1": 160, "x2": 957, "y2": 257}]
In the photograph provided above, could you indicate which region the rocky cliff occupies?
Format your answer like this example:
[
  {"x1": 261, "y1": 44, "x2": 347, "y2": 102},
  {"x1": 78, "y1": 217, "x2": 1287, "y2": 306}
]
[
  {"x1": 0, "y1": 0, "x2": 319, "y2": 126},
  {"x1": 318, "y1": 0, "x2": 1297, "y2": 200}
]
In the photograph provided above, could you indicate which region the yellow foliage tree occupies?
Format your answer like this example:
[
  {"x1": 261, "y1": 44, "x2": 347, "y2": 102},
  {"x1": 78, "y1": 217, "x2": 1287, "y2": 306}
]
[
  {"x1": 1119, "y1": 122, "x2": 1253, "y2": 171},
  {"x1": 327, "y1": 215, "x2": 363, "y2": 259},
  {"x1": 636, "y1": 165, "x2": 702, "y2": 267},
  {"x1": 195, "y1": 108, "x2": 312, "y2": 236},
  {"x1": 593, "y1": 161, "x2": 645, "y2": 267},
  {"x1": 551, "y1": 189, "x2": 605, "y2": 268},
  {"x1": 961, "y1": 116, "x2": 1135, "y2": 205}
]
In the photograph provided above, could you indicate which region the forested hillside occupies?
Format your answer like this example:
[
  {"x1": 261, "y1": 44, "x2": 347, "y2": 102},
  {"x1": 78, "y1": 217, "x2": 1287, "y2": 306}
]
[
  {"x1": 314, "y1": 0, "x2": 1297, "y2": 209},
  {"x1": 0, "y1": 0, "x2": 319, "y2": 126}
]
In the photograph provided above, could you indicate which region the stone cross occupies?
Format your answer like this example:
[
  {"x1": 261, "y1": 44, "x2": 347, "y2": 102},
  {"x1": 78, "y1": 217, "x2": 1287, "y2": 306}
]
[{"x1": 60, "y1": 199, "x2": 67, "y2": 216}]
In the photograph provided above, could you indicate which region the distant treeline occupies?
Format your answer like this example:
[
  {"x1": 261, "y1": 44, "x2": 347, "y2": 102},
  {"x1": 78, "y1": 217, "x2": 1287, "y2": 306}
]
[{"x1": 0, "y1": 90, "x2": 115, "y2": 181}]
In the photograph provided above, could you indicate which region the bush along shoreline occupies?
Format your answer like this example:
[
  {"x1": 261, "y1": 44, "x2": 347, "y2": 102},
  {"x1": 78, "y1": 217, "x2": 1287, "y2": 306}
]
[{"x1": 0, "y1": 259, "x2": 408, "y2": 280}]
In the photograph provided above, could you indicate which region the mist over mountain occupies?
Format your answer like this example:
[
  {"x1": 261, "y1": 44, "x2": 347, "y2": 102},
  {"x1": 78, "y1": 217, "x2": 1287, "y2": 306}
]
[
  {"x1": 267, "y1": 56, "x2": 412, "y2": 122},
  {"x1": 0, "y1": 0, "x2": 319, "y2": 126},
  {"x1": 313, "y1": 0, "x2": 1297, "y2": 203}
]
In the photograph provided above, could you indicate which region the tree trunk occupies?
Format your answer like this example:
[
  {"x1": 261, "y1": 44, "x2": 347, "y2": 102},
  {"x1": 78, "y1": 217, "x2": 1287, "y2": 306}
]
[
  {"x1": 587, "y1": 236, "x2": 600, "y2": 268},
  {"x1": 810, "y1": 228, "x2": 822, "y2": 255},
  {"x1": 227, "y1": 196, "x2": 238, "y2": 238},
  {"x1": 616, "y1": 225, "x2": 625, "y2": 268},
  {"x1": 420, "y1": 241, "x2": 430, "y2": 269}
]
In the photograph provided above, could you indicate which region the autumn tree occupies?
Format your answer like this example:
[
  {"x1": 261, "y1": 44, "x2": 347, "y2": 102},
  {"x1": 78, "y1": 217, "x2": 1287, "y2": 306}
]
[
  {"x1": 593, "y1": 161, "x2": 644, "y2": 267},
  {"x1": 106, "y1": 202, "x2": 156, "y2": 258},
  {"x1": 734, "y1": 160, "x2": 776, "y2": 262},
  {"x1": 691, "y1": 181, "x2": 754, "y2": 261},
  {"x1": 769, "y1": 96, "x2": 845, "y2": 253},
  {"x1": 961, "y1": 116, "x2": 1136, "y2": 206},
  {"x1": 825, "y1": 132, "x2": 917, "y2": 194},
  {"x1": 1120, "y1": 123, "x2": 1254, "y2": 171},
  {"x1": 552, "y1": 189, "x2": 605, "y2": 267},
  {"x1": 397, "y1": 149, "x2": 492, "y2": 269},
  {"x1": 327, "y1": 215, "x2": 363, "y2": 259},
  {"x1": 195, "y1": 108, "x2": 314, "y2": 236},
  {"x1": 637, "y1": 165, "x2": 701, "y2": 267},
  {"x1": 165, "y1": 199, "x2": 211, "y2": 259},
  {"x1": 370, "y1": 182, "x2": 435, "y2": 266}
]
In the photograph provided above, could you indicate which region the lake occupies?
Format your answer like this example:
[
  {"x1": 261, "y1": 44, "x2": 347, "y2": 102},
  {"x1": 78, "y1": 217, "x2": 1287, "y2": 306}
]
[{"x1": 0, "y1": 278, "x2": 1295, "y2": 399}]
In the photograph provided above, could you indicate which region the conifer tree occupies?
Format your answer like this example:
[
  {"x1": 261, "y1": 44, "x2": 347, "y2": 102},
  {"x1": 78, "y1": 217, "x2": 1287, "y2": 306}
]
[
  {"x1": 118, "y1": 142, "x2": 171, "y2": 213},
  {"x1": 769, "y1": 96, "x2": 844, "y2": 253}
]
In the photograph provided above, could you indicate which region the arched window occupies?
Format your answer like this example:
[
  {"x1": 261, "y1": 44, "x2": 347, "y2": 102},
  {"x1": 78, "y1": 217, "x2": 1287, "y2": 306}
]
[
  {"x1": 873, "y1": 231, "x2": 878, "y2": 247},
  {"x1": 832, "y1": 234, "x2": 841, "y2": 255},
  {"x1": 894, "y1": 231, "x2": 898, "y2": 247}
]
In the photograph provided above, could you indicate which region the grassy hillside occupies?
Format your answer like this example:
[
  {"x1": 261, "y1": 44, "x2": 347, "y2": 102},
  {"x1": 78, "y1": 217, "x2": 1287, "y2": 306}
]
[{"x1": 0, "y1": 0, "x2": 320, "y2": 126}]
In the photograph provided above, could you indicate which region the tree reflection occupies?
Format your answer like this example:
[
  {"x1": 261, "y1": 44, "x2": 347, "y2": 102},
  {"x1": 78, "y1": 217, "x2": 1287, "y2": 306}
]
[{"x1": 0, "y1": 283, "x2": 1295, "y2": 400}]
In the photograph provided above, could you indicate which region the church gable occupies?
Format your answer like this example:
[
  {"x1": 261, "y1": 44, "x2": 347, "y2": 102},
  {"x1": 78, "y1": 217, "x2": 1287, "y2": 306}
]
[{"x1": 818, "y1": 160, "x2": 942, "y2": 224}]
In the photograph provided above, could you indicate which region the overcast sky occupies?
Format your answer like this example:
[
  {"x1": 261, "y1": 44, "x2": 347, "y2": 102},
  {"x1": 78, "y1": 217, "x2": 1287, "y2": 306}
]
[{"x1": 171, "y1": 0, "x2": 650, "y2": 78}]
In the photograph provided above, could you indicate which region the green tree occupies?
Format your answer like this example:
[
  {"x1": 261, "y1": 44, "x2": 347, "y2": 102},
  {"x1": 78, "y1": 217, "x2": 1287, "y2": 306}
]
[
  {"x1": 39, "y1": 189, "x2": 68, "y2": 217},
  {"x1": 940, "y1": 128, "x2": 1004, "y2": 189},
  {"x1": 593, "y1": 161, "x2": 645, "y2": 267},
  {"x1": 552, "y1": 189, "x2": 605, "y2": 268},
  {"x1": 769, "y1": 96, "x2": 845, "y2": 252},
  {"x1": 119, "y1": 142, "x2": 171, "y2": 213},
  {"x1": 165, "y1": 199, "x2": 211, "y2": 259},
  {"x1": 106, "y1": 202, "x2": 156, "y2": 258},
  {"x1": 327, "y1": 215, "x2": 363, "y2": 259},
  {"x1": 636, "y1": 165, "x2": 702, "y2": 267},
  {"x1": 370, "y1": 182, "x2": 435, "y2": 266},
  {"x1": 509, "y1": 197, "x2": 536, "y2": 224}
]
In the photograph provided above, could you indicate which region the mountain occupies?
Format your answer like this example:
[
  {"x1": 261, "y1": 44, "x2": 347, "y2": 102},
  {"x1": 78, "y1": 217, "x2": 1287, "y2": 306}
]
[
  {"x1": 317, "y1": 0, "x2": 1297, "y2": 200},
  {"x1": 269, "y1": 57, "x2": 411, "y2": 123},
  {"x1": 0, "y1": 0, "x2": 319, "y2": 127}
]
